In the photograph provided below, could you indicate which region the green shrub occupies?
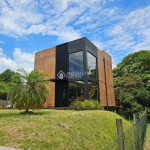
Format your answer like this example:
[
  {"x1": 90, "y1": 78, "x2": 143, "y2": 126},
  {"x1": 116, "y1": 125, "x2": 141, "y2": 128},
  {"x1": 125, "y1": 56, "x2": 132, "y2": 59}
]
[{"x1": 72, "y1": 99, "x2": 103, "y2": 110}]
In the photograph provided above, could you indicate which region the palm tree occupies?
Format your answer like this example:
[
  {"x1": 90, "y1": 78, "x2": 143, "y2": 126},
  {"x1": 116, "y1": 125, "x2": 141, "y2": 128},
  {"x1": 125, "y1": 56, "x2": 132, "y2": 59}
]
[{"x1": 11, "y1": 68, "x2": 49, "y2": 113}]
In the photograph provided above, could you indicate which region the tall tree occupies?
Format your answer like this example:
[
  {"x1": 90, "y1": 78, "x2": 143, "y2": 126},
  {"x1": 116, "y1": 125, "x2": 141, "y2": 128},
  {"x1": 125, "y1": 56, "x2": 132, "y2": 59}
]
[
  {"x1": 0, "y1": 82, "x2": 10, "y2": 100},
  {"x1": 113, "y1": 50, "x2": 150, "y2": 117},
  {"x1": 0, "y1": 69, "x2": 15, "y2": 83},
  {"x1": 114, "y1": 74, "x2": 150, "y2": 117},
  {"x1": 0, "y1": 69, "x2": 15, "y2": 101},
  {"x1": 11, "y1": 68, "x2": 49, "y2": 113},
  {"x1": 113, "y1": 50, "x2": 150, "y2": 90}
]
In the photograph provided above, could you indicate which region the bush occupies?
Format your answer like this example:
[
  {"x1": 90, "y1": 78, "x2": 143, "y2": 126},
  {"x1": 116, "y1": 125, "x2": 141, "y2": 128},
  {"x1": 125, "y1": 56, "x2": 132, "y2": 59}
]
[{"x1": 72, "y1": 99, "x2": 103, "y2": 110}]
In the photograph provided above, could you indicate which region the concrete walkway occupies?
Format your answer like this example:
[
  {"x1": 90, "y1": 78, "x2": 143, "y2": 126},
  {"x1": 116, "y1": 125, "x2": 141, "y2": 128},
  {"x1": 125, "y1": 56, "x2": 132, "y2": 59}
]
[{"x1": 0, "y1": 146, "x2": 21, "y2": 150}]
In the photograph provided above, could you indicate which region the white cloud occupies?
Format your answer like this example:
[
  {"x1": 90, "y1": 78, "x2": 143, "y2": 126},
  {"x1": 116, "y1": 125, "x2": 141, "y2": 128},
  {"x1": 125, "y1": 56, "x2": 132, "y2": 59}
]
[
  {"x1": 105, "y1": 5, "x2": 150, "y2": 52},
  {"x1": 92, "y1": 41, "x2": 104, "y2": 49},
  {"x1": 56, "y1": 26, "x2": 81, "y2": 42},
  {"x1": 0, "y1": 48, "x2": 17, "y2": 72},
  {"x1": 132, "y1": 42, "x2": 150, "y2": 52},
  {"x1": 0, "y1": 0, "x2": 150, "y2": 68},
  {"x1": 13, "y1": 48, "x2": 34, "y2": 63},
  {"x1": 0, "y1": 48, "x2": 6, "y2": 57},
  {"x1": 0, "y1": 0, "x2": 115, "y2": 42},
  {"x1": 110, "y1": 54, "x2": 117, "y2": 69},
  {"x1": 0, "y1": 41, "x2": 4, "y2": 44},
  {"x1": 0, "y1": 0, "x2": 43, "y2": 37},
  {"x1": 0, "y1": 48, "x2": 34, "y2": 73}
]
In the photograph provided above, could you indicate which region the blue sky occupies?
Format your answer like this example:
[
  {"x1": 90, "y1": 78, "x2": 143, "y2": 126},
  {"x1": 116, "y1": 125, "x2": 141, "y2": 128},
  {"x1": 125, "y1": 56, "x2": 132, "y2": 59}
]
[{"x1": 0, "y1": 0, "x2": 150, "y2": 73}]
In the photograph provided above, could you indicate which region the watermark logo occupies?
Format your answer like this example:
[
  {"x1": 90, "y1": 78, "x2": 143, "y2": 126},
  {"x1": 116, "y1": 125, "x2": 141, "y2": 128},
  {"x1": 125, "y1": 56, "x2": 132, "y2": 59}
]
[
  {"x1": 57, "y1": 70, "x2": 66, "y2": 79},
  {"x1": 57, "y1": 70, "x2": 89, "y2": 79}
]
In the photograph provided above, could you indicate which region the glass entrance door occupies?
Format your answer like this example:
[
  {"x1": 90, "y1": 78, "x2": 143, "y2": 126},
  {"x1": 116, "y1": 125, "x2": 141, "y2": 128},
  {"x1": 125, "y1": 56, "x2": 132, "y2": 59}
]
[{"x1": 69, "y1": 81, "x2": 84, "y2": 104}]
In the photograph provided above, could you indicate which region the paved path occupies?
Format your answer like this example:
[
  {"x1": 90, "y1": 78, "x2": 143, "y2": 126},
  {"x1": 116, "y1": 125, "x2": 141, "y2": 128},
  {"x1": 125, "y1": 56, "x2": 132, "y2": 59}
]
[{"x1": 0, "y1": 146, "x2": 21, "y2": 150}]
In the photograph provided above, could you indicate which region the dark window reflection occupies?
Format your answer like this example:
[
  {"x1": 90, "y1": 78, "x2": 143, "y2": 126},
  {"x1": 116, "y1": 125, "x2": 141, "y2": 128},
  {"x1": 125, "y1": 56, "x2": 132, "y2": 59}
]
[
  {"x1": 87, "y1": 52, "x2": 97, "y2": 78},
  {"x1": 69, "y1": 51, "x2": 83, "y2": 78},
  {"x1": 69, "y1": 81, "x2": 84, "y2": 103},
  {"x1": 88, "y1": 82, "x2": 98, "y2": 100}
]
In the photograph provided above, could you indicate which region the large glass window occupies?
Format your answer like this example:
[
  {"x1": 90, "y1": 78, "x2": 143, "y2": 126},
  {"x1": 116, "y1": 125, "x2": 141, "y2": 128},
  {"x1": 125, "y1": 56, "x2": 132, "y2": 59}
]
[
  {"x1": 88, "y1": 82, "x2": 98, "y2": 100},
  {"x1": 87, "y1": 52, "x2": 97, "y2": 78},
  {"x1": 69, "y1": 81, "x2": 84, "y2": 103},
  {"x1": 69, "y1": 51, "x2": 83, "y2": 78}
]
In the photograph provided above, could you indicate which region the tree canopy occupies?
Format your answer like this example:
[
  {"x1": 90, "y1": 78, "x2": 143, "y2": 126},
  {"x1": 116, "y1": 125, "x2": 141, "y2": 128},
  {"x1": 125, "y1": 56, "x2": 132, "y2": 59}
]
[
  {"x1": 113, "y1": 50, "x2": 150, "y2": 90},
  {"x1": 0, "y1": 69, "x2": 16, "y2": 100},
  {"x1": 113, "y1": 50, "x2": 150, "y2": 117},
  {"x1": 114, "y1": 74, "x2": 150, "y2": 116},
  {"x1": 0, "y1": 69, "x2": 15, "y2": 83}
]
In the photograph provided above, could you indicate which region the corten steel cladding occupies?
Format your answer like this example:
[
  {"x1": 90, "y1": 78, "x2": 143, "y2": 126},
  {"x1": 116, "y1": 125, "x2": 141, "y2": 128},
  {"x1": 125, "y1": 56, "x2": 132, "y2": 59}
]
[
  {"x1": 34, "y1": 47, "x2": 56, "y2": 107},
  {"x1": 97, "y1": 49, "x2": 115, "y2": 106}
]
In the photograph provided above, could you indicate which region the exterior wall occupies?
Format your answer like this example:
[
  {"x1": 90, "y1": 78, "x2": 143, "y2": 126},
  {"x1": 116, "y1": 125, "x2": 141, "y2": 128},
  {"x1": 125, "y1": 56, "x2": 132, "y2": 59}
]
[
  {"x1": 34, "y1": 38, "x2": 115, "y2": 108},
  {"x1": 97, "y1": 49, "x2": 115, "y2": 106},
  {"x1": 34, "y1": 47, "x2": 56, "y2": 108}
]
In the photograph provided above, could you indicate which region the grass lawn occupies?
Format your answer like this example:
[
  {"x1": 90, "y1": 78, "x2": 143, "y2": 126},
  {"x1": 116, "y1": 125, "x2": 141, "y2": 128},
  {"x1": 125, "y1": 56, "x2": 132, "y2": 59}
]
[
  {"x1": 143, "y1": 124, "x2": 150, "y2": 150},
  {"x1": 0, "y1": 109, "x2": 131, "y2": 150}
]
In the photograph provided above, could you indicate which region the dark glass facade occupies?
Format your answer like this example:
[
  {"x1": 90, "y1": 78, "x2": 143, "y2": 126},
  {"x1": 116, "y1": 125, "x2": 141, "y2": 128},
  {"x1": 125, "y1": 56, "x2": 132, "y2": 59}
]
[
  {"x1": 88, "y1": 82, "x2": 98, "y2": 100},
  {"x1": 68, "y1": 50, "x2": 98, "y2": 103},
  {"x1": 69, "y1": 81, "x2": 84, "y2": 103},
  {"x1": 55, "y1": 37, "x2": 99, "y2": 106},
  {"x1": 69, "y1": 51, "x2": 83, "y2": 78},
  {"x1": 87, "y1": 52, "x2": 97, "y2": 78}
]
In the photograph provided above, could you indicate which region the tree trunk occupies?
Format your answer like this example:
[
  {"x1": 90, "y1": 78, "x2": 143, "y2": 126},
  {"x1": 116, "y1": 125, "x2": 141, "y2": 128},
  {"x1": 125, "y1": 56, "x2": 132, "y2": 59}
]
[{"x1": 25, "y1": 108, "x2": 29, "y2": 113}]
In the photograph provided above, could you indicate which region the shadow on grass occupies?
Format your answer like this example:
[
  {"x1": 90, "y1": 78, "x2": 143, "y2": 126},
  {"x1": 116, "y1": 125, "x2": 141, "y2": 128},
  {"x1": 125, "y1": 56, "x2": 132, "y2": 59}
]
[
  {"x1": 19, "y1": 110, "x2": 50, "y2": 116},
  {"x1": 0, "y1": 109, "x2": 51, "y2": 118}
]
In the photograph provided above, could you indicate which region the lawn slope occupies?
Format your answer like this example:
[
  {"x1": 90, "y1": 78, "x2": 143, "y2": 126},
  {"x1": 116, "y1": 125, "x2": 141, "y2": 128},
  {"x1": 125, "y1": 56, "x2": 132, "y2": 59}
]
[{"x1": 0, "y1": 110, "x2": 131, "y2": 150}]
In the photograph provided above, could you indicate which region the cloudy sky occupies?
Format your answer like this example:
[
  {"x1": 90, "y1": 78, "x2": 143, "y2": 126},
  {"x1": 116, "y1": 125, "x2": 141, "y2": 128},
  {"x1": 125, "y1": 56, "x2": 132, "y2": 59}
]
[{"x1": 0, "y1": 0, "x2": 150, "y2": 73}]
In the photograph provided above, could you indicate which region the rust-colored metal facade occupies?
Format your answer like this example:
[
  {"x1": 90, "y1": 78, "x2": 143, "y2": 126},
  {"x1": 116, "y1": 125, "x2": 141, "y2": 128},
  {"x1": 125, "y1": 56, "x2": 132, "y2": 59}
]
[
  {"x1": 34, "y1": 47, "x2": 56, "y2": 107},
  {"x1": 97, "y1": 49, "x2": 115, "y2": 107}
]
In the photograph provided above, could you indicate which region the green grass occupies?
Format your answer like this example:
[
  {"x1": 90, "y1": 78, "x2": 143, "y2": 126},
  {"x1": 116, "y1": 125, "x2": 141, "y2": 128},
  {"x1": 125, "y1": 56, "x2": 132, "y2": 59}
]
[
  {"x1": 143, "y1": 124, "x2": 150, "y2": 150},
  {"x1": 0, "y1": 109, "x2": 131, "y2": 150}
]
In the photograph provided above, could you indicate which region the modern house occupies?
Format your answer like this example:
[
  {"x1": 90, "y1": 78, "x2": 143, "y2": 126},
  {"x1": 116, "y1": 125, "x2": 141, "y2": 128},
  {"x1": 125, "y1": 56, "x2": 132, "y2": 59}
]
[{"x1": 34, "y1": 37, "x2": 116, "y2": 109}]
